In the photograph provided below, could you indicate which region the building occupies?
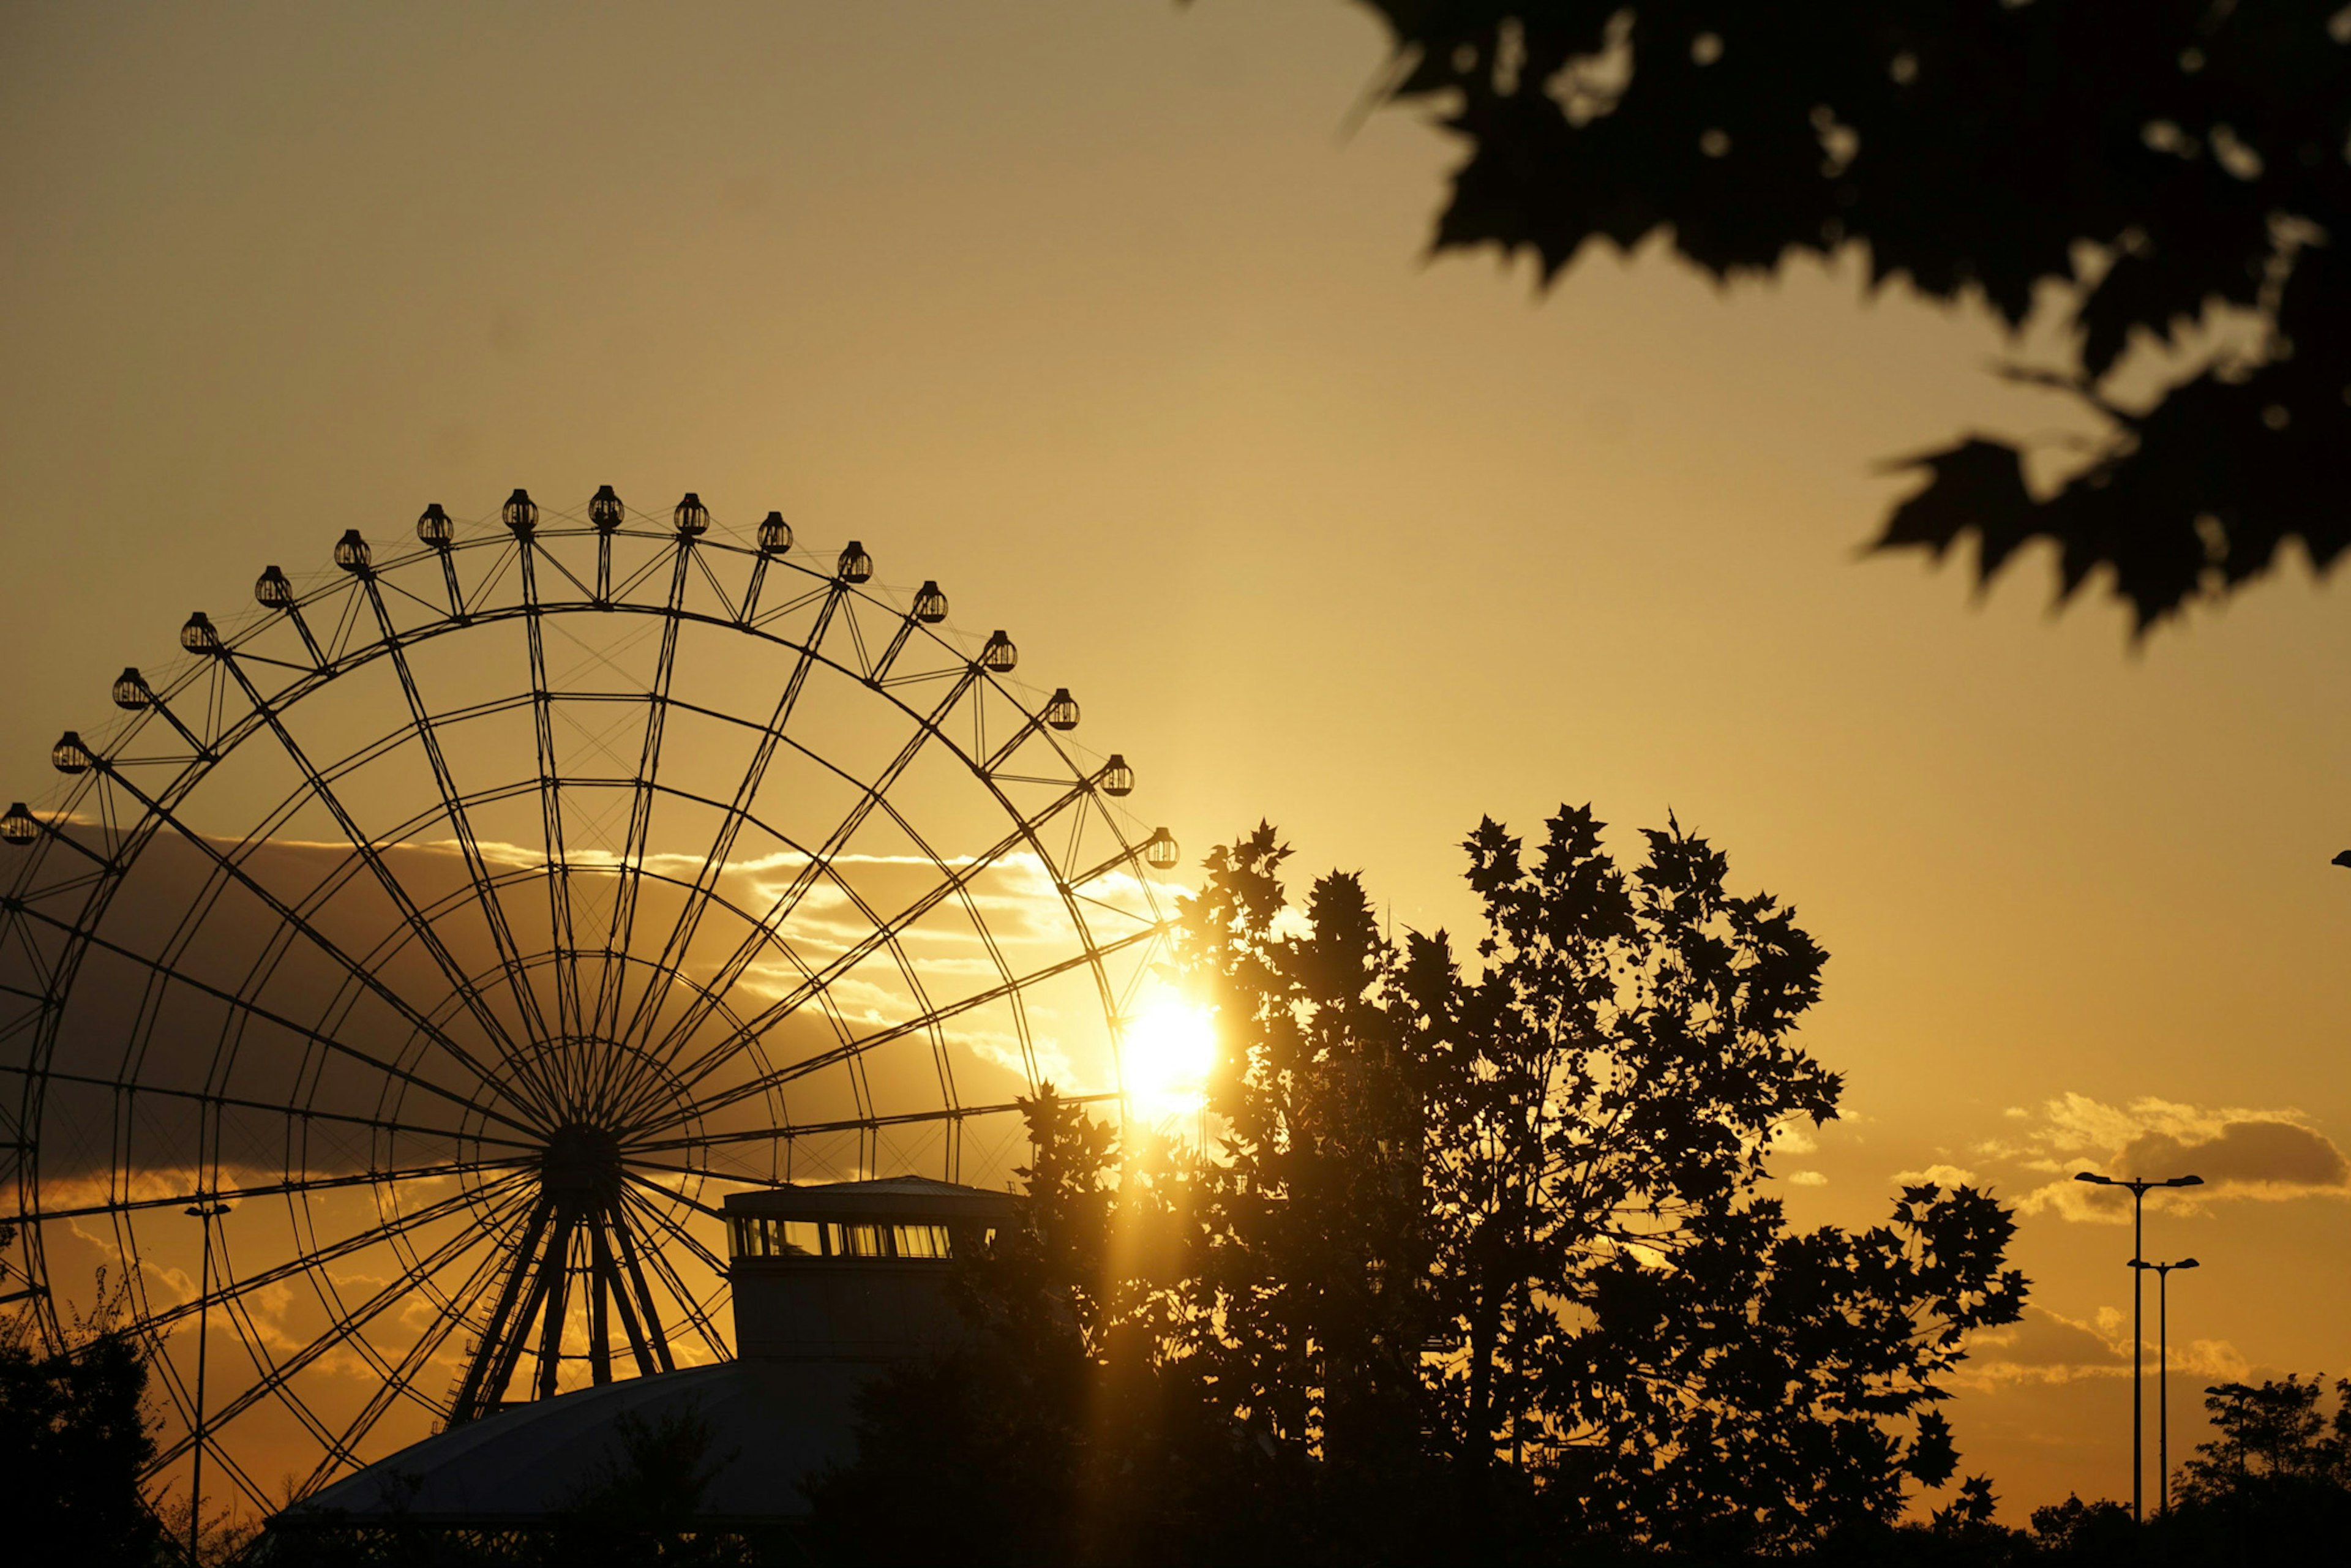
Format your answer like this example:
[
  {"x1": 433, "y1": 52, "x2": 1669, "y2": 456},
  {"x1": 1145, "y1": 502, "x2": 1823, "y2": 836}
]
[{"x1": 283, "y1": 1176, "x2": 1015, "y2": 1535}]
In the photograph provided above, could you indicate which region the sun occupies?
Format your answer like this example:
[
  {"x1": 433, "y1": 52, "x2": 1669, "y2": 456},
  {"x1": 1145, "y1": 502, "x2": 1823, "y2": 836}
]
[{"x1": 1122, "y1": 994, "x2": 1218, "y2": 1124}]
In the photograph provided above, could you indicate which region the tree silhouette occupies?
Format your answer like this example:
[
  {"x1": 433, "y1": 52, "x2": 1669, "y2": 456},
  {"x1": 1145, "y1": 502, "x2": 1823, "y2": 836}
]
[
  {"x1": 803, "y1": 1092, "x2": 1241, "y2": 1568},
  {"x1": 0, "y1": 1256, "x2": 164, "y2": 1568},
  {"x1": 818, "y1": 809, "x2": 2028, "y2": 1563},
  {"x1": 1350, "y1": 1, "x2": 2351, "y2": 628},
  {"x1": 1174, "y1": 811, "x2": 2027, "y2": 1555},
  {"x1": 2178, "y1": 1374, "x2": 2351, "y2": 1498}
]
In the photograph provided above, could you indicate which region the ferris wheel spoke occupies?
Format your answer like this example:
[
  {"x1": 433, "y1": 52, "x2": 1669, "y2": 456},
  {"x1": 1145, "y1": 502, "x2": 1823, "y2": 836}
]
[
  {"x1": 640, "y1": 778, "x2": 1097, "y2": 1115},
  {"x1": 517, "y1": 542, "x2": 583, "y2": 1068},
  {"x1": 171, "y1": 1180, "x2": 538, "y2": 1503},
  {"x1": 359, "y1": 575, "x2": 558, "y2": 1059},
  {"x1": 593, "y1": 784, "x2": 918, "y2": 1128},
  {"x1": 203, "y1": 1177, "x2": 536, "y2": 1489},
  {"x1": 618, "y1": 1168, "x2": 733, "y2": 1215},
  {"x1": 629, "y1": 923, "x2": 1163, "y2": 1138},
  {"x1": 19, "y1": 1066, "x2": 539, "y2": 1154},
  {"x1": 290, "y1": 1199, "x2": 527, "y2": 1499},
  {"x1": 143, "y1": 1180, "x2": 528, "y2": 1479},
  {"x1": 592, "y1": 542, "x2": 694, "y2": 1052},
  {"x1": 50, "y1": 775, "x2": 553, "y2": 1130},
  {"x1": 2, "y1": 904, "x2": 539, "y2": 1139},
  {"x1": 617, "y1": 1176, "x2": 729, "y2": 1277},
  {"x1": 614, "y1": 1187, "x2": 730, "y2": 1362},
  {"x1": 133, "y1": 1173, "x2": 532, "y2": 1337},
  {"x1": 621, "y1": 1095, "x2": 1088, "y2": 1162},
  {"x1": 24, "y1": 1152, "x2": 536, "y2": 1226},
  {"x1": 617, "y1": 577, "x2": 852, "y2": 1062},
  {"x1": 498, "y1": 1204, "x2": 574, "y2": 1405},
  {"x1": 205, "y1": 641, "x2": 560, "y2": 1113},
  {"x1": 627, "y1": 656, "x2": 995, "y2": 1103}
]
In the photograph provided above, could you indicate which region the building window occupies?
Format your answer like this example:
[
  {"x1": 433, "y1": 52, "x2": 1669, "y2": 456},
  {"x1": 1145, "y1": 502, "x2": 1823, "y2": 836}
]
[
  {"x1": 729, "y1": 1217, "x2": 820, "y2": 1258},
  {"x1": 893, "y1": 1224, "x2": 951, "y2": 1259},
  {"x1": 833, "y1": 1222, "x2": 889, "y2": 1258},
  {"x1": 734, "y1": 1216, "x2": 978, "y2": 1260}
]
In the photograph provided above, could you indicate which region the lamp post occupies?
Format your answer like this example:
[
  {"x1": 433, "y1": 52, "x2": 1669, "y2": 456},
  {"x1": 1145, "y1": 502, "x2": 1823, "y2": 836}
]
[
  {"x1": 184, "y1": 1199, "x2": 231, "y2": 1566},
  {"x1": 2075, "y1": 1170, "x2": 2202, "y2": 1523},
  {"x1": 2131, "y1": 1256, "x2": 2200, "y2": 1517}
]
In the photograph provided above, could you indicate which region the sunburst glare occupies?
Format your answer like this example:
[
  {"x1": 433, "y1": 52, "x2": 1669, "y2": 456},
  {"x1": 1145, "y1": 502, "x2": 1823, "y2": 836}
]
[{"x1": 1122, "y1": 994, "x2": 1218, "y2": 1125}]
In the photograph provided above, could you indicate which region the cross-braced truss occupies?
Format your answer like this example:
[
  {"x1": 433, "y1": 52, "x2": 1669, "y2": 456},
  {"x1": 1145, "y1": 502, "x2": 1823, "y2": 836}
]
[{"x1": 0, "y1": 490, "x2": 1178, "y2": 1520}]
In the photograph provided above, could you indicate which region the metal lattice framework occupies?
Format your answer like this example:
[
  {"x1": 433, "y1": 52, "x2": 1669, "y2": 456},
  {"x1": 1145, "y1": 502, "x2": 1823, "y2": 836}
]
[{"x1": 0, "y1": 487, "x2": 1177, "y2": 1521}]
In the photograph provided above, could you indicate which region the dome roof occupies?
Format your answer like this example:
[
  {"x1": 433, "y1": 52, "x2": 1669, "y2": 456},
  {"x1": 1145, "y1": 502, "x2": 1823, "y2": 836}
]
[
  {"x1": 723, "y1": 1174, "x2": 1019, "y2": 1221},
  {"x1": 292, "y1": 1359, "x2": 874, "y2": 1526}
]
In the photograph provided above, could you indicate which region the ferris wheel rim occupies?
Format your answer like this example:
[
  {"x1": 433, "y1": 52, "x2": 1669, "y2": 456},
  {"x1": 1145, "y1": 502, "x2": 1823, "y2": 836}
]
[
  {"x1": 8, "y1": 535, "x2": 1173, "y2": 1131},
  {"x1": 2, "y1": 492, "x2": 1180, "y2": 1511}
]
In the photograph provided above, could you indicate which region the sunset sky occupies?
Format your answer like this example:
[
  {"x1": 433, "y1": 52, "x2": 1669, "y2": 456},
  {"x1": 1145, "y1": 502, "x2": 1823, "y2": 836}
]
[{"x1": 4, "y1": 0, "x2": 2348, "y2": 1521}]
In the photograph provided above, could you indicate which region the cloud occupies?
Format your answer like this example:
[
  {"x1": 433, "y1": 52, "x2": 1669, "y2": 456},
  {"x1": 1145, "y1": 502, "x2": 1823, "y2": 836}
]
[
  {"x1": 1958, "y1": 1306, "x2": 2249, "y2": 1389},
  {"x1": 1783, "y1": 1169, "x2": 1828, "y2": 1187},
  {"x1": 2119, "y1": 1120, "x2": 2350, "y2": 1192},
  {"x1": 1965, "y1": 1307, "x2": 2125, "y2": 1380},
  {"x1": 1993, "y1": 1095, "x2": 2350, "y2": 1223},
  {"x1": 1892, "y1": 1164, "x2": 1979, "y2": 1188}
]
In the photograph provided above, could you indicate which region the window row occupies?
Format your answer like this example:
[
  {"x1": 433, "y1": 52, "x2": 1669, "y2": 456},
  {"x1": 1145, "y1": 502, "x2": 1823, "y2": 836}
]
[{"x1": 729, "y1": 1216, "x2": 984, "y2": 1261}]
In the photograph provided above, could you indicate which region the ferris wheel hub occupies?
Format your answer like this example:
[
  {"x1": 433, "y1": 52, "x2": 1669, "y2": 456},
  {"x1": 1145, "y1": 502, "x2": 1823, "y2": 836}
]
[{"x1": 539, "y1": 1122, "x2": 624, "y2": 1203}]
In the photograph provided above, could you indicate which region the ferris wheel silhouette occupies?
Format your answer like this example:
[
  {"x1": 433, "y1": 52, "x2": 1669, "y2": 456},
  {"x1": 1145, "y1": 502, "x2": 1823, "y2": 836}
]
[{"x1": 0, "y1": 486, "x2": 1177, "y2": 1517}]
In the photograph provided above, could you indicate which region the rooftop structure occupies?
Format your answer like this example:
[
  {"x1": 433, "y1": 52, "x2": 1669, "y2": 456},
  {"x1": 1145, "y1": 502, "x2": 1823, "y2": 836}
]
[{"x1": 291, "y1": 1177, "x2": 1017, "y2": 1532}]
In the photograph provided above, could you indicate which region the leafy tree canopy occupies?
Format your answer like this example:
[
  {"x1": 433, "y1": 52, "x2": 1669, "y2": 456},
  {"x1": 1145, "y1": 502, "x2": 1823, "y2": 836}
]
[
  {"x1": 1353, "y1": 1, "x2": 2351, "y2": 628},
  {"x1": 814, "y1": 809, "x2": 2029, "y2": 1564},
  {"x1": 0, "y1": 1261, "x2": 164, "y2": 1568},
  {"x1": 2178, "y1": 1373, "x2": 2351, "y2": 1498}
]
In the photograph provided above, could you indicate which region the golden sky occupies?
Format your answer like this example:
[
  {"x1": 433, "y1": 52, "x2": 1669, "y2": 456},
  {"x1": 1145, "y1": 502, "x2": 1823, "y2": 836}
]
[{"x1": 4, "y1": 0, "x2": 2348, "y2": 1523}]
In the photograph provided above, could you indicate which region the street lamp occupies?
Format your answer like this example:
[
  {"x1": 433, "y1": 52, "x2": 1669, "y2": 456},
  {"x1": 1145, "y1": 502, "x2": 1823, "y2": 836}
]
[
  {"x1": 184, "y1": 1199, "x2": 231, "y2": 1566},
  {"x1": 2130, "y1": 1257, "x2": 2200, "y2": 1517},
  {"x1": 2075, "y1": 1170, "x2": 2202, "y2": 1523}
]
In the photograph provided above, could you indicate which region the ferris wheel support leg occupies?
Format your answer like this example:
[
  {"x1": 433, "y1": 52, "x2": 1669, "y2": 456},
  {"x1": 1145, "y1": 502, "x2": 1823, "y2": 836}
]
[
  {"x1": 592, "y1": 1215, "x2": 659, "y2": 1378},
  {"x1": 533, "y1": 1212, "x2": 577, "y2": 1401},
  {"x1": 585, "y1": 1223, "x2": 616, "y2": 1386},
  {"x1": 476, "y1": 1226, "x2": 566, "y2": 1416},
  {"x1": 448, "y1": 1195, "x2": 554, "y2": 1425},
  {"x1": 622, "y1": 1198, "x2": 730, "y2": 1363},
  {"x1": 610, "y1": 1212, "x2": 676, "y2": 1373}
]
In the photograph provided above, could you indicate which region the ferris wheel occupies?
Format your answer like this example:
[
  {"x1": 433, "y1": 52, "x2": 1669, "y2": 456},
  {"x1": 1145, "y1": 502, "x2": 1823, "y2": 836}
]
[{"x1": 0, "y1": 487, "x2": 1178, "y2": 1521}]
